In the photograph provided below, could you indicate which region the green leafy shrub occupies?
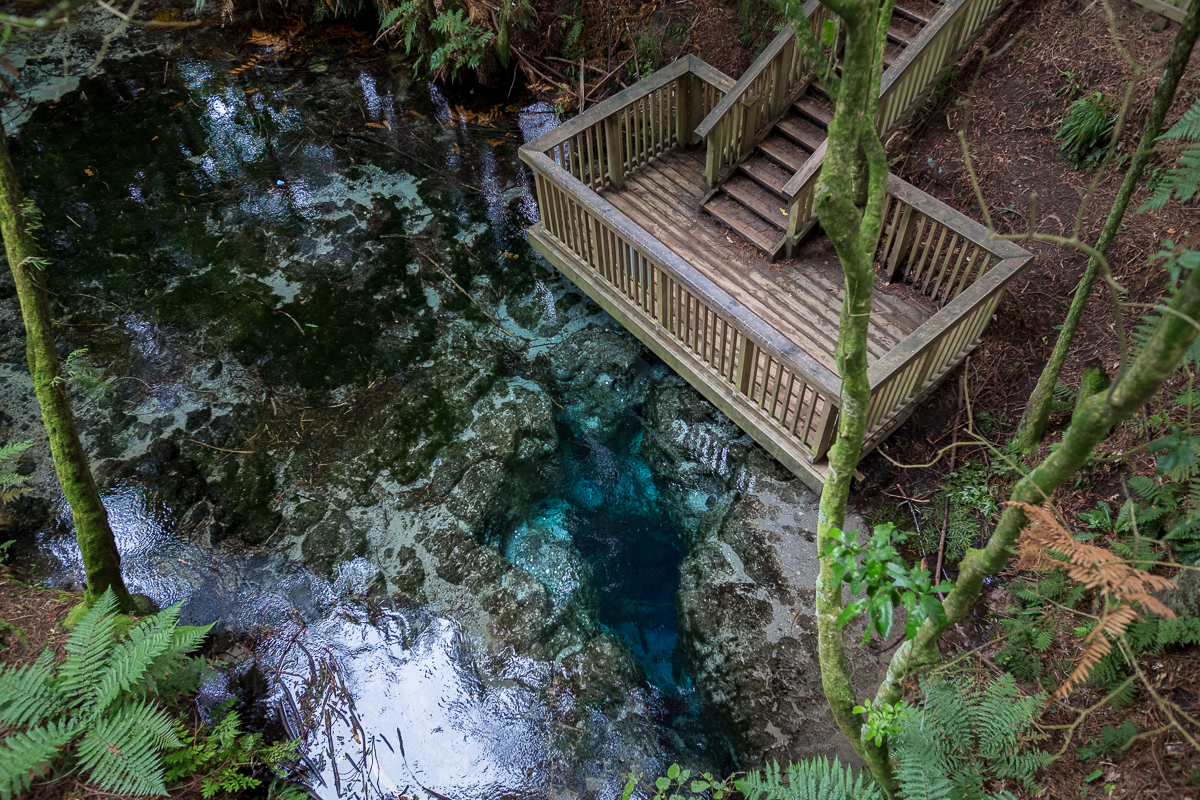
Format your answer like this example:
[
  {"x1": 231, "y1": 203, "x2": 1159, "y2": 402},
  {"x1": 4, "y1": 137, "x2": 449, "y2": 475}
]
[
  {"x1": 0, "y1": 588, "x2": 211, "y2": 798},
  {"x1": 379, "y1": 1, "x2": 500, "y2": 83},
  {"x1": 891, "y1": 672, "x2": 1051, "y2": 798},
  {"x1": 1056, "y1": 92, "x2": 1115, "y2": 169},
  {"x1": 1077, "y1": 719, "x2": 1138, "y2": 761},
  {"x1": 822, "y1": 522, "x2": 953, "y2": 643}
]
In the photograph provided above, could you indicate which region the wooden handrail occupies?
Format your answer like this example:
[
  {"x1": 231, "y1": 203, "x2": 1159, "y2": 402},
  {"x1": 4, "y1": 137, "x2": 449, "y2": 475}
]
[
  {"x1": 522, "y1": 58, "x2": 692, "y2": 155},
  {"x1": 694, "y1": 23, "x2": 798, "y2": 140},
  {"x1": 882, "y1": 173, "x2": 1028, "y2": 259},
  {"x1": 687, "y1": 54, "x2": 738, "y2": 96},
  {"x1": 523, "y1": 150, "x2": 843, "y2": 398},
  {"x1": 867, "y1": 254, "x2": 1030, "y2": 387}
]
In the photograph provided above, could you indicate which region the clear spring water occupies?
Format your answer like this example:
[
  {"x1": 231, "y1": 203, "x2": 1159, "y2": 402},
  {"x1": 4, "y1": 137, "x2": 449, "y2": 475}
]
[{"x1": 0, "y1": 21, "x2": 737, "y2": 798}]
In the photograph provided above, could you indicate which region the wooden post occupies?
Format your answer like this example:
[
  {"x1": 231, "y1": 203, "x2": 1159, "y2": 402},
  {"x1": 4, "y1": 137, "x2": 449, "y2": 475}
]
[
  {"x1": 885, "y1": 204, "x2": 916, "y2": 282},
  {"x1": 676, "y1": 74, "x2": 693, "y2": 147},
  {"x1": 704, "y1": 119, "x2": 721, "y2": 186},
  {"x1": 657, "y1": 270, "x2": 670, "y2": 328},
  {"x1": 738, "y1": 337, "x2": 757, "y2": 397},
  {"x1": 811, "y1": 400, "x2": 838, "y2": 460},
  {"x1": 605, "y1": 115, "x2": 624, "y2": 189}
]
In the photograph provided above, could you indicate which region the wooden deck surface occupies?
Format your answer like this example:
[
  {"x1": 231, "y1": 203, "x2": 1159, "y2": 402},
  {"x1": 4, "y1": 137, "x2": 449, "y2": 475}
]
[{"x1": 601, "y1": 148, "x2": 934, "y2": 374}]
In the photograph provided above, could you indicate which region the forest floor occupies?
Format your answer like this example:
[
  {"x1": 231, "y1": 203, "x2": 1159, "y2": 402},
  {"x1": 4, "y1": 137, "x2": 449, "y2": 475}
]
[{"x1": 861, "y1": 0, "x2": 1200, "y2": 795}]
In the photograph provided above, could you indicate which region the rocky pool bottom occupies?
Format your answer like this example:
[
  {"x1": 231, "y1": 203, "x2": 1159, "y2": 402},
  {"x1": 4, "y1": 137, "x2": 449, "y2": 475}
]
[{"x1": 0, "y1": 15, "x2": 900, "y2": 798}]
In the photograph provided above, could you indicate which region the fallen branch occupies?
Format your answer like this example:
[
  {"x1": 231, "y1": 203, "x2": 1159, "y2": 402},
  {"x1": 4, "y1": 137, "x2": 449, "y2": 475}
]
[
  {"x1": 419, "y1": 253, "x2": 526, "y2": 342},
  {"x1": 187, "y1": 438, "x2": 254, "y2": 454}
]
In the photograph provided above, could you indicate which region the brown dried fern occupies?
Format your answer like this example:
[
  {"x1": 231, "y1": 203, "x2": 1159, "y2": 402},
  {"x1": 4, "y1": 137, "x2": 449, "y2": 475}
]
[{"x1": 1012, "y1": 502, "x2": 1177, "y2": 698}]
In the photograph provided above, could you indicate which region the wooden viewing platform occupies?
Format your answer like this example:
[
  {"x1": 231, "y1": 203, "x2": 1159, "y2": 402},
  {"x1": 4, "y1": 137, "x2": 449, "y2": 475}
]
[{"x1": 520, "y1": 0, "x2": 1033, "y2": 491}]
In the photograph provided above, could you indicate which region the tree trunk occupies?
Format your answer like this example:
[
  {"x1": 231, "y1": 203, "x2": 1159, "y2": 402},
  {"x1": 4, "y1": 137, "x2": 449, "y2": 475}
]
[
  {"x1": 803, "y1": 0, "x2": 898, "y2": 791},
  {"x1": 1014, "y1": 0, "x2": 1200, "y2": 450},
  {"x1": 0, "y1": 119, "x2": 137, "y2": 613}
]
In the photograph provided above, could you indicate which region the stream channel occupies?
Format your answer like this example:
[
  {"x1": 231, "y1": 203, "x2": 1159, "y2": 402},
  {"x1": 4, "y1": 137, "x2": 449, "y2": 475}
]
[{"x1": 0, "y1": 13, "x2": 891, "y2": 799}]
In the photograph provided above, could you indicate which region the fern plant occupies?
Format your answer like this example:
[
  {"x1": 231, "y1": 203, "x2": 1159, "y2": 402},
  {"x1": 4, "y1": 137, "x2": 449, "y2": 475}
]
[
  {"x1": 891, "y1": 673, "x2": 1051, "y2": 799},
  {"x1": 163, "y1": 702, "x2": 302, "y2": 799},
  {"x1": 0, "y1": 441, "x2": 32, "y2": 507},
  {"x1": 1139, "y1": 98, "x2": 1200, "y2": 211},
  {"x1": 0, "y1": 588, "x2": 211, "y2": 798},
  {"x1": 1056, "y1": 92, "x2": 1116, "y2": 169},
  {"x1": 737, "y1": 758, "x2": 883, "y2": 800}
]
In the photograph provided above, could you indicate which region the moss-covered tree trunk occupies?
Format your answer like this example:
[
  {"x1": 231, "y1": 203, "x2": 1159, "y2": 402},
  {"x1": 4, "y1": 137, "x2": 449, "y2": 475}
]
[
  {"x1": 0, "y1": 120, "x2": 136, "y2": 613},
  {"x1": 781, "y1": 0, "x2": 898, "y2": 791},
  {"x1": 1014, "y1": 0, "x2": 1200, "y2": 450}
]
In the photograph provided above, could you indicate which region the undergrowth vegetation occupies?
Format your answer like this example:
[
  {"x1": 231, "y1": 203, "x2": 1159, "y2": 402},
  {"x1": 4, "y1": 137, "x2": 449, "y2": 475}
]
[{"x1": 0, "y1": 588, "x2": 302, "y2": 798}]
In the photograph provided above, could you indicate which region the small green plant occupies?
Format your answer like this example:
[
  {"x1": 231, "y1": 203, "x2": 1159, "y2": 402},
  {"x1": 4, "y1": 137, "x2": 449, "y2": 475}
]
[
  {"x1": 1077, "y1": 720, "x2": 1137, "y2": 761},
  {"x1": 919, "y1": 459, "x2": 997, "y2": 562},
  {"x1": 1052, "y1": 69, "x2": 1081, "y2": 98},
  {"x1": 621, "y1": 762, "x2": 736, "y2": 800},
  {"x1": 1056, "y1": 92, "x2": 1116, "y2": 169},
  {"x1": 163, "y1": 701, "x2": 302, "y2": 799},
  {"x1": 51, "y1": 348, "x2": 114, "y2": 400},
  {"x1": 0, "y1": 441, "x2": 32, "y2": 509},
  {"x1": 379, "y1": 2, "x2": 496, "y2": 82},
  {"x1": 851, "y1": 698, "x2": 908, "y2": 747},
  {"x1": 0, "y1": 588, "x2": 211, "y2": 798},
  {"x1": 822, "y1": 522, "x2": 953, "y2": 643},
  {"x1": 891, "y1": 672, "x2": 1052, "y2": 797}
]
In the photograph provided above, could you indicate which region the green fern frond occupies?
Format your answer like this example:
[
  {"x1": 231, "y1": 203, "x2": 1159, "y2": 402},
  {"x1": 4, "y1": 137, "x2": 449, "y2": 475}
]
[
  {"x1": 1128, "y1": 475, "x2": 1176, "y2": 509},
  {"x1": 0, "y1": 442, "x2": 31, "y2": 465},
  {"x1": 88, "y1": 604, "x2": 183, "y2": 714},
  {"x1": 76, "y1": 701, "x2": 179, "y2": 796},
  {"x1": 1157, "y1": 616, "x2": 1200, "y2": 646},
  {"x1": 0, "y1": 719, "x2": 79, "y2": 800},
  {"x1": 892, "y1": 738, "x2": 953, "y2": 800},
  {"x1": 0, "y1": 650, "x2": 60, "y2": 728},
  {"x1": 1162, "y1": 98, "x2": 1200, "y2": 142},
  {"x1": 1141, "y1": 148, "x2": 1200, "y2": 211},
  {"x1": 736, "y1": 757, "x2": 882, "y2": 800},
  {"x1": 57, "y1": 589, "x2": 120, "y2": 705}
]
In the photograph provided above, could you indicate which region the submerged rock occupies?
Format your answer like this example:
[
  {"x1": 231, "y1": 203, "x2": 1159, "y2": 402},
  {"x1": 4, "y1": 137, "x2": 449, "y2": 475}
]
[{"x1": 676, "y1": 475, "x2": 900, "y2": 768}]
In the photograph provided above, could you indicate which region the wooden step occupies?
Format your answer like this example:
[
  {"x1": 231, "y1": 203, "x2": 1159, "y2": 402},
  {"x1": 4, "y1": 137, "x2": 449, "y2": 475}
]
[
  {"x1": 740, "y1": 156, "x2": 793, "y2": 197},
  {"x1": 703, "y1": 195, "x2": 779, "y2": 253},
  {"x1": 758, "y1": 134, "x2": 812, "y2": 173},
  {"x1": 887, "y1": 18, "x2": 922, "y2": 45},
  {"x1": 723, "y1": 175, "x2": 790, "y2": 232},
  {"x1": 893, "y1": 4, "x2": 930, "y2": 25},
  {"x1": 883, "y1": 40, "x2": 904, "y2": 67},
  {"x1": 794, "y1": 95, "x2": 833, "y2": 127},
  {"x1": 776, "y1": 113, "x2": 826, "y2": 150}
]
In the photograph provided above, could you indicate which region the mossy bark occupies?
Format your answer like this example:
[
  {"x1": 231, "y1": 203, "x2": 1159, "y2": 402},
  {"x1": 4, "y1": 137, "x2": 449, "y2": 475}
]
[
  {"x1": 1071, "y1": 359, "x2": 1110, "y2": 427},
  {"x1": 0, "y1": 120, "x2": 136, "y2": 612},
  {"x1": 1014, "y1": 0, "x2": 1200, "y2": 451},
  {"x1": 783, "y1": 0, "x2": 897, "y2": 791}
]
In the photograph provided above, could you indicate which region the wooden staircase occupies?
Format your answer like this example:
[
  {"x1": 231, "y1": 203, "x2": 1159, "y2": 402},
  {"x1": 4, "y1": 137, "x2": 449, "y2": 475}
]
[{"x1": 702, "y1": 4, "x2": 934, "y2": 258}]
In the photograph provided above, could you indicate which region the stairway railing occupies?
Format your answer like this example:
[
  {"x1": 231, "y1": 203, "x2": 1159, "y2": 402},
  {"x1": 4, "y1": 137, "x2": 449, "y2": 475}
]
[
  {"x1": 779, "y1": 0, "x2": 1011, "y2": 252},
  {"x1": 694, "y1": 0, "x2": 835, "y2": 187},
  {"x1": 521, "y1": 59, "x2": 845, "y2": 464}
]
